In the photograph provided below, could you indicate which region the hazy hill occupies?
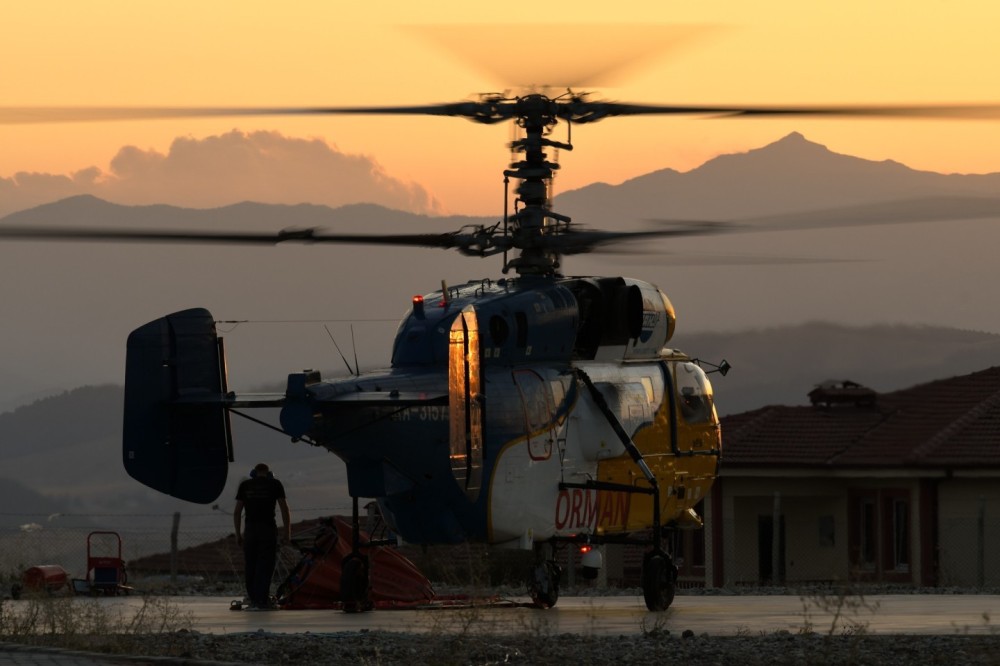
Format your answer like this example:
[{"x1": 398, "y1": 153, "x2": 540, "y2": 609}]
[
  {"x1": 0, "y1": 195, "x2": 490, "y2": 233},
  {"x1": 3, "y1": 132, "x2": 1000, "y2": 413},
  {"x1": 0, "y1": 197, "x2": 495, "y2": 413},
  {"x1": 0, "y1": 385, "x2": 350, "y2": 524},
  {"x1": 673, "y1": 322, "x2": 1000, "y2": 415},
  {"x1": 4, "y1": 322, "x2": 1000, "y2": 524},
  {"x1": 555, "y1": 132, "x2": 1000, "y2": 221}
]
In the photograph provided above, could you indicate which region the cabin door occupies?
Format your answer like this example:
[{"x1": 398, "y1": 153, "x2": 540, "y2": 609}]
[
  {"x1": 514, "y1": 369, "x2": 555, "y2": 461},
  {"x1": 449, "y1": 306, "x2": 483, "y2": 500}
]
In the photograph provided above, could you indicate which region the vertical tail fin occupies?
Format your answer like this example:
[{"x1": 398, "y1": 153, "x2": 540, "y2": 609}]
[{"x1": 123, "y1": 308, "x2": 231, "y2": 503}]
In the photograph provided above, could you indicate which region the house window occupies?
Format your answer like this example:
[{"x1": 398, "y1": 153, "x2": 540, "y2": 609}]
[
  {"x1": 848, "y1": 488, "x2": 912, "y2": 581},
  {"x1": 818, "y1": 514, "x2": 835, "y2": 548},
  {"x1": 887, "y1": 495, "x2": 910, "y2": 573},
  {"x1": 858, "y1": 497, "x2": 877, "y2": 570},
  {"x1": 690, "y1": 523, "x2": 706, "y2": 568}
]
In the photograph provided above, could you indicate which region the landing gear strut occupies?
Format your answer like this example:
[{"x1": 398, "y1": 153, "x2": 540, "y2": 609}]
[
  {"x1": 528, "y1": 542, "x2": 561, "y2": 609},
  {"x1": 340, "y1": 496, "x2": 372, "y2": 613},
  {"x1": 576, "y1": 367, "x2": 678, "y2": 611}
]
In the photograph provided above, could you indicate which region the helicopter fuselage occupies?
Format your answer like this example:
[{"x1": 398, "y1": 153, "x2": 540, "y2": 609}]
[{"x1": 277, "y1": 275, "x2": 721, "y2": 547}]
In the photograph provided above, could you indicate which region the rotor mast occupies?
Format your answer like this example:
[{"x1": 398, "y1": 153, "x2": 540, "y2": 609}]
[{"x1": 501, "y1": 94, "x2": 574, "y2": 277}]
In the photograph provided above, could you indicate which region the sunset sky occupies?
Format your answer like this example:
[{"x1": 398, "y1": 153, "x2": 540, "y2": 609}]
[{"x1": 3, "y1": 1, "x2": 1000, "y2": 216}]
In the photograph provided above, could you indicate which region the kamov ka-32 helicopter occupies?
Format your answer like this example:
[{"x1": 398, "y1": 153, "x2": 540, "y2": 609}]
[{"x1": 4, "y1": 91, "x2": 1000, "y2": 612}]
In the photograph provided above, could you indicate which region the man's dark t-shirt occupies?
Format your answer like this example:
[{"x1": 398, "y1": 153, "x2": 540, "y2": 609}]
[{"x1": 236, "y1": 475, "x2": 286, "y2": 536}]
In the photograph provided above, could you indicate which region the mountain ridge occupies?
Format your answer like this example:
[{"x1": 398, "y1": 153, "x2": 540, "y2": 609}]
[
  {"x1": 8, "y1": 132, "x2": 1000, "y2": 228},
  {"x1": 3, "y1": 131, "x2": 1000, "y2": 417},
  {"x1": 5, "y1": 321, "x2": 1000, "y2": 521},
  {"x1": 555, "y1": 132, "x2": 1000, "y2": 220}
]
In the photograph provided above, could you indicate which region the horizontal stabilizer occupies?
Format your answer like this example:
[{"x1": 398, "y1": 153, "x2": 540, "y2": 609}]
[
  {"x1": 325, "y1": 391, "x2": 448, "y2": 405},
  {"x1": 123, "y1": 308, "x2": 231, "y2": 503}
]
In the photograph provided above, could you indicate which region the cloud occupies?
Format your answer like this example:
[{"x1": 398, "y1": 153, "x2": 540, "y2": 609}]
[{"x1": 0, "y1": 130, "x2": 441, "y2": 218}]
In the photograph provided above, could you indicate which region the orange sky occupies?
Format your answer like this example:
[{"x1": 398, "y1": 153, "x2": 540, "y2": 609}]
[{"x1": 3, "y1": 1, "x2": 1000, "y2": 215}]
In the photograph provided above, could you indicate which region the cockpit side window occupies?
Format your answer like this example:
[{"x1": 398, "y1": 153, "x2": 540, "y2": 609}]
[{"x1": 675, "y1": 362, "x2": 716, "y2": 424}]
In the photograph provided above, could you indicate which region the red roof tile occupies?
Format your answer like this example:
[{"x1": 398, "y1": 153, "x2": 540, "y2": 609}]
[{"x1": 721, "y1": 366, "x2": 1000, "y2": 470}]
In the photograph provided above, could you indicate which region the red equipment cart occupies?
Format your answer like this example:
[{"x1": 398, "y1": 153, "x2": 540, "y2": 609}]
[
  {"x1": 79, "y1": 531, "x2": 131, "y2": 595},
  {"x1": 10, "y1": 564, "x2": 71, "y2": 599}
]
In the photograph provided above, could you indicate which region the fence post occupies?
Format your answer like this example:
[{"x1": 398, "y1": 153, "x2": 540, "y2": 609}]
[
  {"x1": 773, "y1": 491, "x2": 782, "y2": 585},
  {"x1": 170, "y1": 512, "x2": 181, "y2": 584},
  {"x1": 977, "y1": 496, "x2": 985, "y2": 588}
]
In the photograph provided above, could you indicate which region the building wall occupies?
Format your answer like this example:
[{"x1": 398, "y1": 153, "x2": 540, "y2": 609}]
[
  {"x1": 719, "y1": 475, "x2": 925, "y2": 586},
  {"x1": 721, "y1": 477, "x2": 850, "y2": 585},
  {"x1": 937, "y1": 479, "x2": 1000, "y2": 587}
]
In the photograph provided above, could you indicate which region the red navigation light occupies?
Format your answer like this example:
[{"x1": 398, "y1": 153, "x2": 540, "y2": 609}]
[{"x1": 579, "y1": 544, "x2": 592, "y2": 554}]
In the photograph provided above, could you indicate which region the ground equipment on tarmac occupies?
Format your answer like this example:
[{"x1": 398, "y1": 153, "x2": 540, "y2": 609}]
[
  {"x1": 275, "y1": 516, "x2": 435, "y2": 610},
  {"x1": 10, "y1": 564, "x2": 71, "y2": 599},
  {"x1": 74, "y1": 530, "x2": 132, "y2": 595}
]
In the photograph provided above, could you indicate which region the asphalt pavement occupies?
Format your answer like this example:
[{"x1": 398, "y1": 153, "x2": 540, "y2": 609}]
[{"x1": 4, "y1": 593, "x2": 1000, "y2": 664}]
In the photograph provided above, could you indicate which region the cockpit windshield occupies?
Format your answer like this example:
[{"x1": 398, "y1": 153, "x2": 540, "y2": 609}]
[{"x1": 675, "y1": 362, "x2": 716, "y2": 425}]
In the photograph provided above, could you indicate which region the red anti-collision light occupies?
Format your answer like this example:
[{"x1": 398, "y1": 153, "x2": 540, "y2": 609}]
[
  {"x1": 412, "y1": 295, "x2": 425, "y2": 318},
  {"x1": 579, "y1": 544, "x2": 592, "y2": 554}
]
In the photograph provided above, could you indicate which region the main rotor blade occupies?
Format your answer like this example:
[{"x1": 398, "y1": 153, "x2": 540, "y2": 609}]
[
  {"x1": 546, "y1": 224, "x2": 731, "y2": 254},
  {"x1": 6, "y1": 100, "x2": 1000, "y2": 126},
  {"x1": 604, "y1": 250, "x2": 863, "y2": 267},
  {"x1": 0, "y1": 104, "x2": 487, "y2": 125},
  {"x1": 565, "y1": 195, "x2": 1000, "y2": 256},
  {"x1": 4, "y1": 195, "x2": 997, "y2": 257},
  {"x1": 0, "y1": 225, "x2": 469, "y2": 249},
  {"x1": 407, "y1": 23, "x2": 719, "y2": 89},
  {"x1": 566, "y1": 101, "x2": 1000, "y2": 122}
]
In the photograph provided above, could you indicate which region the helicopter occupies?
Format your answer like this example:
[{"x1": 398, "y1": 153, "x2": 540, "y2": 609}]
[{"x1": 3, "y1": 91, "x2": 1000, "y2": 612}]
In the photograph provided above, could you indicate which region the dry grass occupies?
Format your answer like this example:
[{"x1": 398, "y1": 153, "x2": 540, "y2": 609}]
[{"x1": 0, "y1": 593, "x2": 193, "y2": 654}]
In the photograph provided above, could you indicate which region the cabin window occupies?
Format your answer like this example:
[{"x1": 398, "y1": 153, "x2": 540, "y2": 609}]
[
  {"x1": 549, "y1": 379, "x2": 566, "y2": 411},
  {"x1": 515, "y1": 311, "x2": 528, "y2": 348},
  {"x1": 489, "y1": 315, "x2": 509, "y2": 346},
  {"x1": 674, "y1": 362, "x2": 715, "y2": 425}
]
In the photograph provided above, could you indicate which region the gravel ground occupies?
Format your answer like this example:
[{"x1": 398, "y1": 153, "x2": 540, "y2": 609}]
[
  {"x1": 9, "y1": 586, "x2": 1000, "y2": 664},
  {"x1": 35, "y1": 630, "x2": 1000, "y2": 665}
]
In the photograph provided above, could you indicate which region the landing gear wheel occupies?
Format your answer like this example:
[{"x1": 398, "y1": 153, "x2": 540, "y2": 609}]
[
  {"x1": 528, "y1": 560, "x2": 561, "y2": 609},
  {"x1": 340, "y1": 554, "x2": 372, "y2": 613},
  {"x1": 642, "y1": 551, "x2": 677, "y2": 612}
]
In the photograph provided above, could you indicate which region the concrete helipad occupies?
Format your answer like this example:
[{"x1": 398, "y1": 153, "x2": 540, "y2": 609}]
[{"x1": 13, "y1": 593, "x2": 995, "y2": 637}]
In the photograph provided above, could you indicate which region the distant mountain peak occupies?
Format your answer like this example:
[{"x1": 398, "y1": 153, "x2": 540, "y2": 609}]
[
  {"x1": 773, "y1": 131, "x2": 811, "y2": 145},
  {"x1": 765, "y1": 131, "x2": 830, "y2": 153},
  {"x1": 723, "y1": 131, "x2": 836, "y2": 164}
]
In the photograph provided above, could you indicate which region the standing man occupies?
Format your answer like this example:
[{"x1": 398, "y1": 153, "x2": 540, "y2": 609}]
[{"x1": 234, "y1": 463, "x2": 291, "y2": 610}]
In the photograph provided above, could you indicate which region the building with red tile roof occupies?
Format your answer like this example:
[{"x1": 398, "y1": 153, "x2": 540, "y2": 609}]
[{"x1": 705, "y1": 368, "x2": 1000, "y2": 588}]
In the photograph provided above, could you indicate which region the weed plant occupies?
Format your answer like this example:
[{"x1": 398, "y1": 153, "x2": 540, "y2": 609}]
[{"x1": 0, "y1": 594, "x2": 193, "y2": 655}]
